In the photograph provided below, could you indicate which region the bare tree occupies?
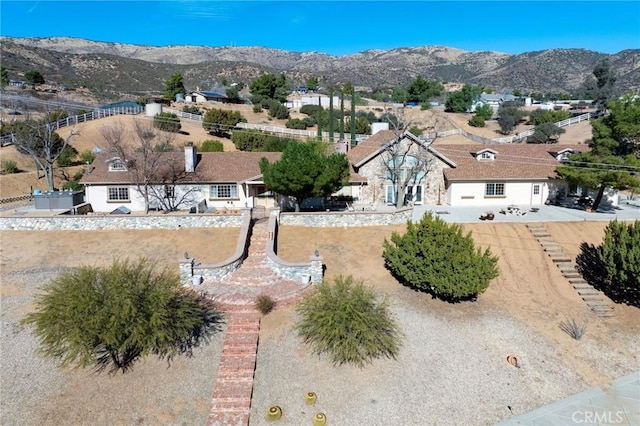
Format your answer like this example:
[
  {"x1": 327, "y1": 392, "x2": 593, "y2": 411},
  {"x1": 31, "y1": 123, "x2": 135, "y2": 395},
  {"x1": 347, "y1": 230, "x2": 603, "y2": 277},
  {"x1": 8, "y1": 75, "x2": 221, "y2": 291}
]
[
  {"x1": 379, "y1": 108, "x2": 440, "y2": 208},
  {"x1": 11, "y1": 109, "x2": 77, "y2": 191},
  {"x1": 146, "y1": 159, "x2": 202, "y2": 212},
  {"x1": 101, "y1": 118, "x2": 181, "y2": 213}
]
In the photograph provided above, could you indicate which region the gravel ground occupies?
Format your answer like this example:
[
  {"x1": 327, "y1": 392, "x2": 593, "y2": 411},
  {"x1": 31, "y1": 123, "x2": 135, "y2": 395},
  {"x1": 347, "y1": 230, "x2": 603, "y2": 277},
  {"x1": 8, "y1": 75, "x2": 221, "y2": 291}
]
[
  {"x1": 249, "y1": 285, "x2": 635, "y2": 426},
  {"x1": 1, "y1": 268, "x2": 225, "y2": 426}
]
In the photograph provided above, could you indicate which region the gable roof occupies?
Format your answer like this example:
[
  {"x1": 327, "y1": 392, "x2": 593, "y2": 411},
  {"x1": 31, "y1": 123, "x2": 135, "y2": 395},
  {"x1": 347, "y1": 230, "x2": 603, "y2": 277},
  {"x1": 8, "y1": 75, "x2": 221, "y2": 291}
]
[
  {"x1": 81, "y1": 151, "x2": 281, "y2": 185},
  {"x1": 432, "y1": 143, "x2": 587, "y2": 181},
  {"x1": 347, "y1": 130, "x2": 456, "y2": 169}
]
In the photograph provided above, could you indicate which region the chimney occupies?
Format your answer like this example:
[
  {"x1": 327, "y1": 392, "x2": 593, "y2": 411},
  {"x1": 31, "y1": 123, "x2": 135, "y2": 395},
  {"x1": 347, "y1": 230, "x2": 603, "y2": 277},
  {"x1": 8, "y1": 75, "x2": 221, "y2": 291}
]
[{"x1": 185, "y1": 142, "x2": 197, "y2": 172}]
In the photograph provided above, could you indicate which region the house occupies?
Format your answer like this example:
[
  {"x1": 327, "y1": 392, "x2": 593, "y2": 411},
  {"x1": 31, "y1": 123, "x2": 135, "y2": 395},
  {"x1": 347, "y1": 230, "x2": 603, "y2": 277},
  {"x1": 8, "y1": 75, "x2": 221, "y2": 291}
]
[
  {"x1": 469, "y1": 93, "x2": 516, "y2": 113},
  {"x1": 81, "y1": 144, "x2": 281, "y2": 212},
  {"x1": 185, "y1": 91, "x2": 229, "y2": 104}
]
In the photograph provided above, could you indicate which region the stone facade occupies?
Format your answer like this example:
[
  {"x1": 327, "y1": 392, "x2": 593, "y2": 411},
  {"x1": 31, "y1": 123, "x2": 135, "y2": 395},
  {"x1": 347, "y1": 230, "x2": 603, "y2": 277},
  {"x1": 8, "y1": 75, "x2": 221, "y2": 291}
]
[{"x1": 279, "y1": 208, "x2": 412, "y2": 227}]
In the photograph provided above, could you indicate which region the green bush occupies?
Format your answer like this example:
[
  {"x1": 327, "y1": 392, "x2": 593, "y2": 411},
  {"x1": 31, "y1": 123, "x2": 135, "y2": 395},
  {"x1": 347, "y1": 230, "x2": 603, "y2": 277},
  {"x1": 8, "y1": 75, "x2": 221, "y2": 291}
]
[
  {"x1": 252, "y1": 104, "x2": 263, "y2": 113},
  {"x1": 57, "y1": 145, "x2": 78, "y2": 167},
  {"x1": 577, "y1": 220, "x2": 639, "y2": 307},
  {"x1": 153, "y1": 112, "x2": 181, "y2": 133},
  {"x1": 383, "y1": 213, "x2": 499, "y2": 301},
  {"x1": 1, "y1": 160, "x2": 18, "y2": 174},
  {"x1": 79, "y1": 150, "x2": 95, "y2": 164},
  {"x1": 300, "y1": 104, "x2": 323, "y2": 116},
  {"x1": 468, "y1": 115, "x2": 486, "y2": 127},
  {"x1": 199, "y1": 139, "x2": 224, "y2": 152},
  {"x1": 295, "y1": 275, "x2": 403, "y2": 367},
  {"x1": 23, "y1": 258, "x2": 225, "y2": 373},
  {"x1": 267, "y1": 100, "x2": 289, "y2": 119},
  {"x1": 182, "y1": 105, "x2": 201, "y2": 115},
  {"x1": 286, "y1": 118, "x2": 307, "y2": 129}
]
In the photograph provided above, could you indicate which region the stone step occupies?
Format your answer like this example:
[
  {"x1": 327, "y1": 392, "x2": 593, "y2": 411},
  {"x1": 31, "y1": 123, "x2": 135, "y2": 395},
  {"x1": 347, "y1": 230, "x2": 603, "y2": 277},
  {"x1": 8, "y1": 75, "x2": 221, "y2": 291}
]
[
  {"x1": 573, "y1": 285, "x2": 593, "y2": 291},
  {"x1": 586, "y1": 300, "x2": 610, "y2": 307},
  {"x1": 551, "y1": 257, "x2": 572, "y2": 263},
  {"x1": 577, "y1": 289, "x2": 599, "y2": 296}
]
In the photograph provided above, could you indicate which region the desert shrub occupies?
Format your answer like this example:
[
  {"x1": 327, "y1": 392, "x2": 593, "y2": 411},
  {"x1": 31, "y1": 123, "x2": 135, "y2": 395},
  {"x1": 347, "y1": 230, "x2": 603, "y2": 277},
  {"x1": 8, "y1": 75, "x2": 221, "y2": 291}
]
[
  {"x1": 267, "y1": 100, "x2": 289, "y2": 119},
  {"x1": 303, "y1": 116, "x2": 317, "y2": 127},
  {"x1": 182, "y1": 105, "x2": 201, "y2": 115},
  {"x1": 300, "y1": 104, "x2": 323, "y2": 116},
  {"x1": 408, "y1": 126, "x2": 423, "y2": 136},
  {"x1": 559, "y1": 317, "x2": 588, "y2": 340},
  {"x1": 199, "y1": 139, "x2": 224, "y2": 152},
  {"x1": 468, "y1": 115, "x2": 485, "y2": 127},
  {"x1": 577, "y1": 220, "x2": 640, "y2": 307},
  {"x1": 23, "y1": 258, "x2": 225, "y2": 374},
  {"x1": 255, "y1": 294, "x2": 276, "y2": 315},
  {"x1": 474, "y1": 104, "x2": 494, "y2": 120},
  {"x1": 527, "y1": 108, "x2": 570, "y2": 125},
  {"x1": 1, "y1": 160, "x2": 18, "y2": 174},
  {"x1": 286, "y1": 118, "x2": 307, "y2": 129},
  {"x1": 79, "y1": 150, "x2": 95, "y2": 164},
  {"x1": 527, "y1": 122, "x2": 565, "y2": 144},
  {"x1": 153, "y1": 112, "x2": 181, "y2": 133},
  {"x1": 295, "y1": 275, "x2": 402, "y2": 367},
  {"x1": 383, "y1": 212, "x2": 499, "y2": 301},
  {"x1": 252, "y1": 104, "x2": 263, "y2": 113},
  {"x1": 56, "y1": 145, "x2": 78, "y2": 167}
]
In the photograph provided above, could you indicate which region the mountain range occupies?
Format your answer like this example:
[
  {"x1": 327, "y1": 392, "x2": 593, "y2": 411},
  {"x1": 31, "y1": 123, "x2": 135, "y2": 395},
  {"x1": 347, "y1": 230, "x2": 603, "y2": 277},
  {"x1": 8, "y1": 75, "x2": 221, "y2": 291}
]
[{"x1": 1, "y1": 36, "x2": 639, "y2": 100}]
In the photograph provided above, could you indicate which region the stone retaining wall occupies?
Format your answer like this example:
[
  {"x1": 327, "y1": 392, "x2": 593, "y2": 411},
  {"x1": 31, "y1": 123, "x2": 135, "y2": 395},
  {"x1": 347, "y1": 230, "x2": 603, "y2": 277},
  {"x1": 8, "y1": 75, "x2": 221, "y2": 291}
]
[
  {"x1": 278, "y1": 207, "x2": 413, "y2": 227},
  {"x1": 0, "y1": 213, "x2": 244, "y2": 231}
]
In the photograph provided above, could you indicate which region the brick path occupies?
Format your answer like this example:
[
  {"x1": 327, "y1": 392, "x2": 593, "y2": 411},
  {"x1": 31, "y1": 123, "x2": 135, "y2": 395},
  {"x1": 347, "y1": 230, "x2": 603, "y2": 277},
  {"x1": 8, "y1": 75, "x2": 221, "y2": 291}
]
[
  {"x1": 204, "y1": 219, "x2": 313, "y2": 426},
  {"x1": 526, "y1": 223, "x2": 614, "y2": 318}
]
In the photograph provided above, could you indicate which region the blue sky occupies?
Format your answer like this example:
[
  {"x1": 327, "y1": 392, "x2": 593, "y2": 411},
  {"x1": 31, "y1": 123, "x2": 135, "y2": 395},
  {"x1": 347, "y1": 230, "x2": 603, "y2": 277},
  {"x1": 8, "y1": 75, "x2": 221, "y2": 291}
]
[{"x1": 1, "y1": 1, "x2": 639, "y2": 55}]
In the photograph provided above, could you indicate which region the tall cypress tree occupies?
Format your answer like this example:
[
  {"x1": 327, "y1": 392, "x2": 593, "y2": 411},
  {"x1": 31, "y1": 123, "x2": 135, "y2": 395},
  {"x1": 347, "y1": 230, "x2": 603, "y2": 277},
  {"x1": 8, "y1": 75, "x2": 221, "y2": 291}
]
[
  {"x1": 350, "y1": 90, "x2": 356, "y2": 148},
  {"x1": 339, "y1": 89, "x2": 345, "y2": 140},
  {"x1": 329, "y1": 87, "x2": 334, "y2": 143},
  {"x1": 316, "y1": 96, "x2": 322, "y2": 139}
]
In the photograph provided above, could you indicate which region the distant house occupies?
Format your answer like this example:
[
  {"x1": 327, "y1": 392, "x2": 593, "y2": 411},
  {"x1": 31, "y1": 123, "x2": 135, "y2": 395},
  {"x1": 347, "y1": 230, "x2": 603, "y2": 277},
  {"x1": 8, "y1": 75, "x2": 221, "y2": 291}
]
[
  {"x1": 8, "y1": 80, "x2": 25, "y2": 87},
  {"x1": 469, "y1": 93, "x2": 516, "y2": 113},
  {"x1": 81, "y1": 144, "x2": 281, "y2": 213},
  {"x1": 185, "y1": 91, "x2": 229, "y2": 104}
]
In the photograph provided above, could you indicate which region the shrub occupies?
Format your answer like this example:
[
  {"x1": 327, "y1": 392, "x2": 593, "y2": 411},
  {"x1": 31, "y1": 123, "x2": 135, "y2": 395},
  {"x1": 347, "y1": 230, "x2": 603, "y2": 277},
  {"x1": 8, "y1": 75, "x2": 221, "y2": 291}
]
[
  {"x1": 295, "y1": 275, "x2": 403, "y2": 367},
  {"x1": 474, "y1": 104, "x2": 494, "y2": 120},
  {"x1": 300, "y1": 104, "x2": 323, "y2": 116},
  {"x1": 79, "y1": 150, "x2": 95, "y2": 164},
  {"x1": 253, "y1": 104, "x2": 263, "y2": 113},
  {"x1": 468, "y1": 115, "x2": 486, "y2": 127},
  {"x1": 408, "y1": 126, "x2": 423, "y2": 136},
  {"x1": 577, "y1": 220, "x2": 640, "y2": 307},
  {"x1": 527, "y1": 122, "x2": 565, "y2": 144},
  {"x1": 383, "y1": 212, "x2": 499, "y2": 301},
  {"x1": 255, "y1": 294, "x2": 276, "y2": 315},
  {"x1": 153, "y1": 112, "x2": 181, "y2": 133},
  {"x1": 303, "y1": 116, "x2": 317, "y2": 127},
  {"x1": 182, "y1": 105, "x2": 201, "y2": 115},
  {"x1": 23, "y1": 258, "x2": 225, "y2": 373},
  {"x1": 57, "y1": 145, "x2": 78, "y2": 167},
  {"x1": 199, "y1": 139, "x2": 224, "y2": 152},
  {"x1": 1, "y1": 160, "x2": 18, "y2": 174},
  {"x1": 267, "y1": 100, "x2": 289, "y2": 119},
  {"x1": 286, "y1": 118, "x2": 307, "y2": 129},
  {"x1": 559, "y1": 317, "x2": 588, "y2": 340}
]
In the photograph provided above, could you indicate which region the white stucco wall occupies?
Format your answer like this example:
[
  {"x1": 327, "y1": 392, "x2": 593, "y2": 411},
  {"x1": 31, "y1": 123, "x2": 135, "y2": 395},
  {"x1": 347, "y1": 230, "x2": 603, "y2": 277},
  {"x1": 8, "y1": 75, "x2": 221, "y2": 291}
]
[{"x1": 446, "y1": 180, "x2": 551, "y2": 207}]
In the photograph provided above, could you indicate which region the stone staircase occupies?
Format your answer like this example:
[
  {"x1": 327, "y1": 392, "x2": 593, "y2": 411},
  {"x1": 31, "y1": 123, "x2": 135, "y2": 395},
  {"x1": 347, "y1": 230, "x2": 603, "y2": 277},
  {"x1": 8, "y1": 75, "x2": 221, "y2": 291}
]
[
  {"x1": 203, "y1": 218, "x2": 314, "y2": 426},
  {"x1": 526, "y1": 223, "x2": 614, "y2": 318}
]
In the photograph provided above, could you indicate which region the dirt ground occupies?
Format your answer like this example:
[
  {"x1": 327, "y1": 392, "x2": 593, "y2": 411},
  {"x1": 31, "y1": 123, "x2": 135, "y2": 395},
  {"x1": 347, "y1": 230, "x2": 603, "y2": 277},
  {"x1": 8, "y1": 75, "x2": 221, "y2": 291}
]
[{"x1": 1, "y1": 221, "x2": 639, "y2": 424}]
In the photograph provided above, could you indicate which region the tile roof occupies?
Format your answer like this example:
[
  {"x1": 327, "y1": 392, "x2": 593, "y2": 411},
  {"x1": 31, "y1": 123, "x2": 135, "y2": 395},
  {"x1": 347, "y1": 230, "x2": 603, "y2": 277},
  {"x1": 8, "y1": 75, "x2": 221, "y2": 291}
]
[
  {"x1": 432, "y1": 143, "x2": 587, "y2": 181},
  {"x1": 81, "y1": 151, "x2": 281, "y2": 185}
]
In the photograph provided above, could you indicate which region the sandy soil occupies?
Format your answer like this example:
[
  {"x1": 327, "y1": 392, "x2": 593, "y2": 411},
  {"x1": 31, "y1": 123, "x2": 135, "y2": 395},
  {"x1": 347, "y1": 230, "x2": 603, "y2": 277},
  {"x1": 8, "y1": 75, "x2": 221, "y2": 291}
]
[{"x1": 1, "y1": 221, "x2": 639, "y2": 425}]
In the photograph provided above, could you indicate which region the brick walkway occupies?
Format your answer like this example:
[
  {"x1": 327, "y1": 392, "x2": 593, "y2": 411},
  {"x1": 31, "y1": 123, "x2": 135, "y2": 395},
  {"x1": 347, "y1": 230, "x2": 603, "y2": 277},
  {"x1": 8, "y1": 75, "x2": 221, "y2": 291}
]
[
  {"x1": 204, "y1": 219, "x2": 313, "y2": 426},
  {"x1": 526, "y1": 223, "x2": 614, "y2": 318}
]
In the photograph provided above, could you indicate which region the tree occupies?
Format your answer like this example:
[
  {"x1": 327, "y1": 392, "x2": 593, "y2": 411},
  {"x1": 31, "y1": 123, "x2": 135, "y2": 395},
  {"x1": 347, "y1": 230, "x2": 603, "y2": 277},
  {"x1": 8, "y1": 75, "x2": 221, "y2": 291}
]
[
  {"x1": 1, "y1": 66, "x2": 8, "y2": 87},
  {"x1": 328, "y1": 86, "x2": 335, "y2": 142},
  {"x1": 576, "y1": 220, "x2": 640, "y2": 307},
  {"x1": 391, "y1": 86, "x2": 408, "y2": 104},
  {"x1": 474, "y1": 104, "x2": 494, "y2": 120},
  {"x1": 23, "y1": 258, "x2": 224, "y2": 374},
  {"x1": 10, "y1": 111, "x2": 77, "y2": 191},
  {"x1": 163, "y1": 73, "x2": 186, "y2": 101},
  {"x1": 497, "y1": 102, "x2": 525, "y2": 134},
  {"x1": 199, "y1": 139, "x2": 224, "y2": 152},
  {"x1": 266, "y1": 99, "x2": 289, "y2": 119},
  {"x1": 468, "y1": 115, "x2": 485, "y2": 127},
  {"x1": 225, "y1": 86, "x2": 240, "y2": 103},
  {"x1": 24, "y1": 69, "x2": 45, "y2": 85},
  {"x1": 101, "y1": 119, "x2": 201, "y2": 213},
  {"x1": 527, "y1": 122, "x2": 565, "y2": 144},
  {"x1": 557, "y1": 94, "x2": 640, "y2": 210},
  {"x1": 153, "y1": 112, "x2": 181, "y2": 133},
  {"x1": 528, "y1": 109, "x2": 570, "y2": 125},
  {"x1": 445, "y1": 84, "x2": 482, "y2": 112},
  {"x1": 306, "y1": 76, "x2": 319, "y2": 92},
  {"x1": 249, "y1": 73, "x2": 289, "y2": 103},
  {"x1": 383, "y1": 213, "x2": 500, "y2": 301},
  {"x1": 583, "y1": 58, "x2": 617, "y2": 110},
  {"x1": 406, "y1": 76, "x2": 443, "y2": 103},
  {"x1": 295, "y1": 275, "x2": 402, "y2": 367},
  {"x1": 202, "y1": 108, "x2": 246, "y2": 137},
  {"x1": 260, "y1": 141, "x2": 349, "y2": 211}
]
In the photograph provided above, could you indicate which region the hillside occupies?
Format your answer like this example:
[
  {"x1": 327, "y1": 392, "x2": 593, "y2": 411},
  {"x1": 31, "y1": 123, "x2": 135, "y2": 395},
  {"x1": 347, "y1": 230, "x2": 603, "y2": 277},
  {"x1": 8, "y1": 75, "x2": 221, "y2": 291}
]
[{"x1": 1, "y1": 37, "x2": 639, "y2": 100}]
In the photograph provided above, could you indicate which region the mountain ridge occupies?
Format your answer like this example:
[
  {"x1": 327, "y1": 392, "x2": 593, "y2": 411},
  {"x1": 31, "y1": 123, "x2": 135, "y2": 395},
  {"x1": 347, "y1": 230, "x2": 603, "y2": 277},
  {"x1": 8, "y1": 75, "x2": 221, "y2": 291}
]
[{"x1": 1, "y1": 36, "x2": 638, "y2": 100}]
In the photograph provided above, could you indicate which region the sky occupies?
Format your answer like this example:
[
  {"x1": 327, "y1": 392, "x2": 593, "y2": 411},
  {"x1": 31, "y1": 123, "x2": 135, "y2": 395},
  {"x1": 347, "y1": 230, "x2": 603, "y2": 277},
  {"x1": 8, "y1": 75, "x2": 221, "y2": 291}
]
[{"x1": 1, "y1": 1, "x2": 639, "y2": 56}]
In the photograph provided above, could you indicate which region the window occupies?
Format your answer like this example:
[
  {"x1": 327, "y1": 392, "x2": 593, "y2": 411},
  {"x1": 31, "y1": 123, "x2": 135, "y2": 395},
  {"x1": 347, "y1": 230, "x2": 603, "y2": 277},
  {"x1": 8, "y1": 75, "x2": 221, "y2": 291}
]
[
  {"x1": 479, "y1": 151, "x2": 495, "y2": 160},
  {"x1": 107, "y1": 187, "x2": 130, "y2": 201},
  {"x1": 210, "y1": 184, "x2": 238, "y2": 199},
  {"x1": 164, "y1": 185, "x2": 175, "y2": 199},
  {"x1": 533, "y1": 184, "x2": 540, "y2": 195},
  {"x1": 485, "y1": 183, "x2": 505, "y2": 197},
  {"x1": 108, "y1": 160, "x2": 127, "y2": 171},
  {"x1": 386, "y1": 155, "x2": 425, "y2": 182},
  {"x1": 386, "y1": 185, "x2": 396, "y2": 205}
]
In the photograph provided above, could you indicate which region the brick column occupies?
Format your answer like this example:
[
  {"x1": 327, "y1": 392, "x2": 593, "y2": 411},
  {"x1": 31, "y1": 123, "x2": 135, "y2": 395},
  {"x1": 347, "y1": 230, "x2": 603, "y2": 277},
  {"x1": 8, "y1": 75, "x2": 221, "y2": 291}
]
[{"x1": 309, "y1": 250, "x2": 324, "y2": 284}]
